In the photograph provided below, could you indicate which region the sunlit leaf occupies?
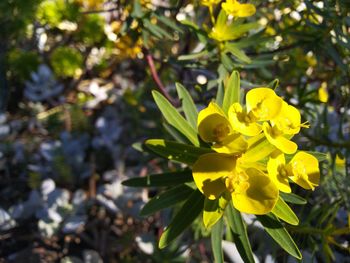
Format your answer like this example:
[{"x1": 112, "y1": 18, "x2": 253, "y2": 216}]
[
  {"x1": 152, "y1": 90, "x2": 199, "y2": 146},
  {"x1": 272, "y1": 197, "x2": 299, "y2": 225},
  {"x1": 257, "y1": 213, "x2": 302, "y2": 259},
  {"x1": 145, "y1": 139, "x2": 212, "y2": 165},
  {"x1": 176, "y1": 83, "x2": 198, "y2": 129}
]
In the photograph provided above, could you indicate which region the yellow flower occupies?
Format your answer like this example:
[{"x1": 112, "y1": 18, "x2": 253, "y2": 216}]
[
  {"x1": 198, "y1": 102, "x2": 233, "y2": 143},
  {"x1": 272, "y1": 101, "x2": 303, "y2": 135},
  {"x1": 222, "y1": 0, "x2": 256, "y2": 18},
  {"x1": 267, "y1": 151, "x2": 320, "y2": 192},
  {"x1": 262, "y1": 122, "x2": 298, "y2": 154},
  {"x1": 228, "y1": 102, "x2": 262, "y2": 136},
  {"x1": 193, "y1": 153, "x2": 278, "y2": 214},
  {"x1": 198, "y1": 102, "x2": 247, "y2": 153},
  {"x1": 318, "y1": 82, "x2": 328, "y2": 103},
  {"x1": 246, "y1": 88, "x2": 283, "y2": 121},
  {"x1": 200, "y1": 0, "x2": 221, "y2": 7}
]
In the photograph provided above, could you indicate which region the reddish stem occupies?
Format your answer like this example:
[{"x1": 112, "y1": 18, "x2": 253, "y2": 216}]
[{"x1": 146, "y1": 54, "x2": 178, "y2": 106}]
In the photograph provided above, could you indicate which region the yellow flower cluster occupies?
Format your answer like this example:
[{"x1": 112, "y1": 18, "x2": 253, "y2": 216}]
[{"x1": 193, "y1": 87, "x2": 320, "y2": 215}]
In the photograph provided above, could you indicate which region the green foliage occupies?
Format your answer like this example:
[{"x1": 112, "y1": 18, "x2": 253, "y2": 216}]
[
  {"x1": 51, "y1": 47, "x2": 83, "y2": 77},
  {"x1": 76, "y1": 14, "x2": 106, "y2": 45},
  {"x1": 8, "y1": 49, "x2": 40, "y2": 80}
]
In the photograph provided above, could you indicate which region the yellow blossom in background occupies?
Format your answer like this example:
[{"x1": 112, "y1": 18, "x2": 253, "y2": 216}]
[
  {"x1": 193, "y1": 153, "x2": 278, "y2": 214},
  {"x1": 318, "y1": 82, "x2": 328, "y2": 103},
  {"x1": 267, "y1": 151, "x2": 320, "y2": 192},
  {"x1": 200, "y1": 0, "x2": 221, "y2": 7},
  {"x1": 222, "y1": 0, "x2": 256, "y2": 18},
  {"x1": 75, "y1": 0, "x2": 104, "y2": 10},
  {"x1": 115, "y1": 35, "x2": 143, "y2": 59}
]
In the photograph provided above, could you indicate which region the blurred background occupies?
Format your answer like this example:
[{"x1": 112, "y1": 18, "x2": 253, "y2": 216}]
[{"x1": 0, "y1": 0, "x2": 349, "y2": 262}]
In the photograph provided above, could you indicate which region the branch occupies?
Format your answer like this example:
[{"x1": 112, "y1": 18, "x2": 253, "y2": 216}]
[{"x1": 145, "y1": 53, "x2": 178, "y2": 106}]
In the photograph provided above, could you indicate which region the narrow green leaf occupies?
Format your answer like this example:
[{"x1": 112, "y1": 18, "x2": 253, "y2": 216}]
[
  {"x1": 176, "y1": 83, "x2": 198, "y2": 129},
  {"x1": 243, "y1": 133, "x2": 275, "y2": 163},
  {"x1": 140, "y1": 185, "x2": 194, "y2": 216},
  {"x1": 220, "y1": 53, "x2": 234, "y2": 72},
  {"x1": 152, "y1": 90, "x2": 199, "y2": 146},
  {"x1": 280, "y1": 192, "x2": 307, "y2": 205},
  {"x1": 272, "y1": 197, "x2": 299, "y2": 226},
  {"x1": 132, "y1": 0, "x2": 143, "y2": 18},
  {"x1": 225, "y1": 44, "x2": 251, "y2": 64},
  {"x1": 144, "y1": 19, "x2": 172, "y2": 39},
  {"x1": 155, "y1": 14, "x2": 183, "y2": 33},
  {"x1": 163, "y1": 123, "x2": 191, "y2": 144},
  {"x1": 306, "y1": 151, "x2": 328, "y2": 162},
  {"x1": 203, "y1": 195, "x2": 229, "y2": 229},
  {"x1": 226, "y1": 22, "x2": 260, "y2": 41},
  {"x1": 226, "y1": 204, "x2": 255, "y2": 263},
  {"x1": 256, "y1": 213, "x2": 302, "y2": 259},
  {"x1": 222, "y1": 71, "x2": 240, "y2": 114},
  {"x1": 267, "y1": 79, "x2": 279, "y2": 90},
  {"x1": 145, "y1": 139, "x2": 212, "y2": 165},
  {"x1": 178, "y1": 50, "x2": 208, "y2": 61},
  {"x1": 211, "y1": 219, "x2": 224, "y2": 263},
  {"x1": 122, "y1": 170, "x2": 193, "y2": 187},
  {"x1": 159, "y1": 190, "x2": 204, "y2": 248}
]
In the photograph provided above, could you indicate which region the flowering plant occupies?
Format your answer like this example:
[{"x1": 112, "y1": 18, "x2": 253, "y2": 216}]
[{"x1": 123, "y1": 71, "x2": 323, "y2": 261}]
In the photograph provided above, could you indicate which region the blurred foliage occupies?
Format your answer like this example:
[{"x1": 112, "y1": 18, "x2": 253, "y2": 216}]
[{"x1": 0, "y1": 0, "x2": 349, "y2": 262}]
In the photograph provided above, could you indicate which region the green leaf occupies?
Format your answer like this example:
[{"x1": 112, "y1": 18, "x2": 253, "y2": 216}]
[
  {"x1": 163, "y1": 123, "x2": 191, "y2": 144},
  {"x1": 226, "y1": 204, "x2": 255, "y2": 263},
  {"x1": 306, "y1": 151, "x2": 328, "y2": 162},
  {"x1": 122, "y1": 170, "x2": 193, "y2": 187},
  {"x1": 159, "y1": 190, "x2": 204, "y2": 249},
  {"x1": 178, "y1": 50, "x2": 208, "y2": 61},
  {"x1": 222, "y1": 71, "x2": 240, "y2": 114},
  {"x1": 280, "y1": 192, "x2": 307, "y2": 205},
  {"x1": 176, "y1": 83, "x2": 198, "y2": 129},
  {"x1": 267, "y1": 79, "x2": 279, "y2": 90},
  {"x1": 243, "y1": 133, "x2": 276, "y2": 162},
  {"x1": 144, "y1": 19, "x2": 173, "y2": 39},
  {"x1": 211, "y1": 219, "x2": 224, "y2": 263},
  {"x1": 145, "y1": 139, "x2": 212, "y2": 165},
  {"x1": 180, "y1": 20, "x2": 208, "y2": 44},
  {"x1": 256, "y1": 213, "x2": 302, "y2": 259},
  {"x1": 225, "y1": 43, "x2": 251, "y2": 64},
  {"x1": 152, "y1": 90, "x2": 199, "y2": 146},
  {"x1": 225, "y1": 22, "x2": 260, "y2": 41},
  {"x1": 272, "y1": 197, "x2": 299, "y2": 226},
  {"x1": 203, "y1": 195, "x2": 229, "y2": 229},
  {"x1": 155, "y1": 14, "x2": 183, "y2": 33},
  {"x1": 132, "y1": 0, "x2": 143, "y2": 18},
  {"x1": 140, "y1": 185, "x2": 194, "y2": 216}
]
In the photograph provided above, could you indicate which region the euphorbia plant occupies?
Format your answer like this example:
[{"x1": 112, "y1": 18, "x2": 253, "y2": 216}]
[{"x1": 123, "y1": 71, "x2": 323, "y2": 262}]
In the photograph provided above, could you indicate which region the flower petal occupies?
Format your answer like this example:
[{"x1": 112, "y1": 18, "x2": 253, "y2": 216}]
[
  {"x1": 288, "y1": 152, "x2": 320, "y2": 190},
  {"x1": 267, "y1": 151, "x2": 291, "y2": 193},
  {"x1": 232, "y1": 168, "x2": 278, "y2": 214},
  {"x1": 198, "y1": 102, "x2": 232, "y2": 143},
  {"x1": 272, "y1": 101, "x2": 301, "y2": 135},
  {"x1": 246, "y1": 88, "x2": 283, "y2": 121},
  {"x1": 228, "y1": 103, "x2": 262, "y2": 136},
  {"x1": 212, "y1": 133, "x2": 248, "y2": 154},
  {"x1": 192, "y1": 153, "x2": 236, "y2": 200},
  {"x1": 263, "y1": 122, "x2": 297, "y2": 154}
]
